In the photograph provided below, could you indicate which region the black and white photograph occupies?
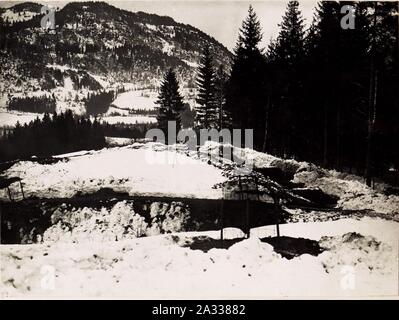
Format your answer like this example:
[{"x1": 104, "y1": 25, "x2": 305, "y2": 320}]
[{"x1": 0, "y1": 0, "x2": 398, "y2": 300}]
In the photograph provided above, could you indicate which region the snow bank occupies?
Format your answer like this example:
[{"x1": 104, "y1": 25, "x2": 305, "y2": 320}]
[
  {"x1": 200, "y1": 141, "x2": 399, "y2": 217},
  {"x1": 43, "y1": 201, "x2": 148, "y2": 243},
  {"x1": 2, "y1": 144, "x2": 225, "y2": 200},
  {"x1": 41, "y1": 200, "x2": 191, "y2": 243},
  {"x1": 2, "y1": 217, "x2": 397, "y2": 298},
  {"x1": 294, "y1": 170, "x2": 399, "y2": 216},
  {"x1": 3, "y1": 139, "x2": 398, "y2": 216}
]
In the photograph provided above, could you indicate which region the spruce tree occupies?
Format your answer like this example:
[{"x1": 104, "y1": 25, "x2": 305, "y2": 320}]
[
  {"x1": 156, "y1": 68, "x2": 185, "y2": 135},
  {"x1": 272, "y1": 0, "x2": 306, "y2": 157},
  {"x1": 225, "y1": 5, "x2": 267, "y2": 148},
  {"x1": 275, "y1": 1, "x2": 305, "y2": 68},
  {"x1": 195, "y1": 46, "x2": 217, "y2": 129},
  {"x1": 237, "y1": 5, "x2": 263, "y2": 53}
]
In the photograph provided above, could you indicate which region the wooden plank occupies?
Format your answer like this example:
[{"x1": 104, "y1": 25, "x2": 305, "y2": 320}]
[
  {"x1": 220, "y1": 198, "x2": 224, "y2": 245},
  {"x1": 7, "y1": 187, "x2": 12, "y2": 201},
  {"x1": 19, "y1": 181, "x2": 25, "y2": 199},
  {"x1": 245, "y1": 198, "x2": 250, "y2": 238}
]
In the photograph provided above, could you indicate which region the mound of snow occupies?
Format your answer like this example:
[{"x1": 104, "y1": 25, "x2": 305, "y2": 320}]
[
  {"x1": 200, "y1": 141, "x2": 399, "y2": 217},
  {"x1": 2, "y1": 144, "x2": 225, "y2": 200},
  {"x1": 2, "y1": 221, "x2": 397, "y2": 298},
  {"x1": 319, "y1": 232, "x2": 394, "y2": 275},
  {"x1": 147, "y1": 201, "x2": 191, "y2": 236},
  {"x1": 43, "y1": 201, "x2": 147, "y2": 243},
  {"x1": 294, "y1": 170, "x2": 399, "y2": 216}
]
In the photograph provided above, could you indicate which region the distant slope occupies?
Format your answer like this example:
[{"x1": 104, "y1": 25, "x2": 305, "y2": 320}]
[
  {"x1": 1, "y1": 1, "x2": 232, "y2": 87},
  {"x1": 0, "y1": 1, "x2": 232, "y2": 119}
]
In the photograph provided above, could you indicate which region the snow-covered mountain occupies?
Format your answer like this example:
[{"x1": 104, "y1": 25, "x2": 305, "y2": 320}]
[{"x1": 0, "y1": 1, "x2": 232, "y2": 122}]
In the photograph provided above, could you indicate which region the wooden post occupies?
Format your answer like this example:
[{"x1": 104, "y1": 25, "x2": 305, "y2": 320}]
[
  {"x1": 254, "y1": 176, "x2": 260, "y2": 201},
  {"x1": 220, "y1": 198, "x2": 224, "y2": 246},
  {"x1": 19, "y1": 181, "x2": 25, "y2": 199},
  {"x1": 275, "y1": 196, "x2": 281, "y2": 238},
  {"x1": 7, "y1": 187, "x2": 12, "y2": 201},
  {"x1": 238, "y1": 175, "x2": 243, "y2": 200},
  {"x1": 276, "y1": 222, "x2": 280, "y2": 238},
  {"x1": 245, "y1": 198, "x2": 250, "y2": 238}
]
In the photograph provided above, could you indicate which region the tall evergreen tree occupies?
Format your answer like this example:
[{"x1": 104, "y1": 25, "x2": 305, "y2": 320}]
[
  {"x1": 156, "y1": 68, "x2": 185, "y2": 135},
  {"x1": 195, "y1": 46, "x2": 217, "y2": 129},
  {"x1": 225, "y1": 5, "x2": 267, "y2": 148},
  {"x1": 276, "y1": 1, "x2": 306, "y2": 68},
  {"x1": 237, "y1": 4, "x2": 263, "y2": 52},
  {"x1": 362, "y1": 1, "x2": 399, "y2": 185},
  {"x1": 269, "y1": 0, "x2": 306, "y2": 157}
]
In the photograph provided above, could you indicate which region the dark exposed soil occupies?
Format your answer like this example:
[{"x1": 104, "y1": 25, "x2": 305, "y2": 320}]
[
  {"x1": 0, "y1": 191, "x2": 288, "y2": 244},
  {"x1": 180, "y1": 235, "x2": 244, "y2": 252},
  {"x1": 261, "y1": 236, "x2": 325, "y2": 259}
]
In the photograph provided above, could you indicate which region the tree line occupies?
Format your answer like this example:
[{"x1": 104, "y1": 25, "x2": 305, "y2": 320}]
[
  {"x1": 0, "y1": 111, "x2": 105, "y2": 161},
  {"x1": 0, "y1": 111, "x2": 166, "y2": 161},
  {"x1": 155, "y1": 1, "x2": 399, "y2": 186},
  {"x1": 7, "y1": 95, "x2": 57, "y2": 114}
]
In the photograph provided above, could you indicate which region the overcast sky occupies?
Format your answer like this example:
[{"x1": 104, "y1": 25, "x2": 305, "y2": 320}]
[{"x1": 1, "y1": 0, "x2": 319, "y2": 50}]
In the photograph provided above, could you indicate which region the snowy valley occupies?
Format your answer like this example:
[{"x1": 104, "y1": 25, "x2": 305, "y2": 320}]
[{"x1": 1, "y1": 0, "x2": 399, "y2": 300}]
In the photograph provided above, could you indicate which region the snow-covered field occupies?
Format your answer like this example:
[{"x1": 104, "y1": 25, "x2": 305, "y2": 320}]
[
  {"x1": 2, "y1": 141, "x2": 399, "y2": 215},
  {"x1": 0, "y1": 110, "x2": 44, "y2": 127},
  {"x1": 111, "y1": 90, "x2": 158, "y2": 111},
  {"x1": 1, "y1": 217, "x2": 398, "y2": 298},
  {"x1": 1, "y1": 141, "x2": 399, "y2": 298},
  {"x1": 98, "y1": 115, "x2": 157, "y2": 124},
  {"x1": 1, "y1": 143, "x2": 225, "y2": 201},
  {"x1": 1, "y1": 9, "x2": 39, "y2": 23}
]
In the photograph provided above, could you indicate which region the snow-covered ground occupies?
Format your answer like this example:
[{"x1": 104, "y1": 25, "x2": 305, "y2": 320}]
[
  {"x1": 182, "y1": 59, "x2": 199, "y2": 68},
  {"x1": 1, "y1": 141, "x2": 399, "y2": 298},
  {"x1": 110, "y1": 90, "x2": 158, "y2": 111},
  {"x1": 105, "y1": 136, "x2": 135, "y2": 147},
  {"x1": 1, "y1": 143, "x2": 225, "y2": 201},
  {"x1": 2, "y1": 141, "x2": 399, "y2": 217},
  {"x1": 1, "y1": 9, "x2": 39, "y2": 23},
  {"x1": 202, "y1": 141, "x2": 399, "y2": 218},
  {"x1": 0, "y1": 109, "x2": 44, "y2": 127},
  {"x1": 98, "y1": 115, "x2": 157, "y2": 124},
  {"x1": 1, "y1": 217, "x2": 398, "y2": 298},
  {"x1": 108, "y1": 88, "x2": 196, "y2": 115}
]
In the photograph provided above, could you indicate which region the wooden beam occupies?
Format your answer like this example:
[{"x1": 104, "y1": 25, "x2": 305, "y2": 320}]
[
  {"x1": 274, "y1": 196, "x2": 281, "y2": 238},
  {"x1": 276, "y1": 223, "x2": 280, "y2": 238},
  {"x1": 245, "y1": 198, "x2": 250, "y2": 238},
  {"x1": 19, "y1": 181, "x2": 25, "y2": 199},
  {"x1": 220, "y1": 198, "x2": 224, "y2": 246},
  {"x1": 7, "y1": 187, "x2": 12, "y2": 201}
]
